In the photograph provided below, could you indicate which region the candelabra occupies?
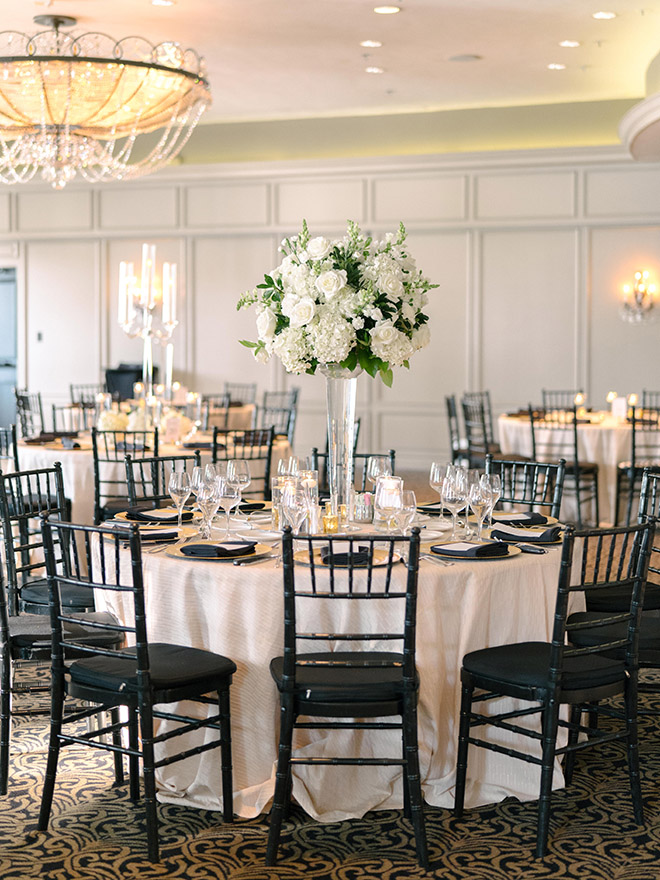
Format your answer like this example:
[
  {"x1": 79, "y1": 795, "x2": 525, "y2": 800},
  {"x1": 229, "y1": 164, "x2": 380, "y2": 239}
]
[
  {"x1": 622, "y1": 269, "x2": 655, "y2": 323},
  {"x1": 118, "y1": 244, "x2": 178, "y2": 399}
]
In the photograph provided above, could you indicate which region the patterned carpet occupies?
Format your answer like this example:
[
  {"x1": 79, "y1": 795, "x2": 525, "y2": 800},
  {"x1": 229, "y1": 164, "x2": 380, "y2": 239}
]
[{"x1": 3, "y1": 681, "x2": 660, "y2": 879}]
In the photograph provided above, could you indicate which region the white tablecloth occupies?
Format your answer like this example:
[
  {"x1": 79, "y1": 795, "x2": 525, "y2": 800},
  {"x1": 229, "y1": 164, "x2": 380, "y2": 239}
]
[
  {"x1": 17, "y1": 435, "x2": 291, "y2": 524},
  {"x1": 498, "y1": 413, "x2": 632, "y2": 525},
  {"x1": 95, "y1": 537, "x2": 565, "y2": 821}
]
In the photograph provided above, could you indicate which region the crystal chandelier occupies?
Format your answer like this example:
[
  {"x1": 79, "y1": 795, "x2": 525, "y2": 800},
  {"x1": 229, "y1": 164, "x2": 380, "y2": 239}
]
[{"x1": 0, "y1": 15, "x2": 211, "y2": 189}]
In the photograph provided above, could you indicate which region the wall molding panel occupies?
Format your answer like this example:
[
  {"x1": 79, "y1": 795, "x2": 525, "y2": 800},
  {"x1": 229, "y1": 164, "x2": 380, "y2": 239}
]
[{"x1": 2, "y1": 144, "x2": 660, "y2": 468}]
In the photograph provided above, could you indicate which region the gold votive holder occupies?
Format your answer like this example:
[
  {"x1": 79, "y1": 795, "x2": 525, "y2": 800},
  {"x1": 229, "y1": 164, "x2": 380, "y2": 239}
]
[{"x1": 322, "y1": 514, "x2": 339, "y2": 534}]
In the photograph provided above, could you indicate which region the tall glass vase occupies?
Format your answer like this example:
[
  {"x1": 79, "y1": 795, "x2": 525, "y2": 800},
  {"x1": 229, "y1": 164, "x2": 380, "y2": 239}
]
[{"x1": 320, "y1": 364, "x2": 362, "y2": 515}]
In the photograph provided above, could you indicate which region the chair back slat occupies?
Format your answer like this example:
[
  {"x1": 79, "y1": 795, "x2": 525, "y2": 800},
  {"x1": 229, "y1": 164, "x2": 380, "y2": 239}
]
[
  {"x1": 70, "y1": 383, "x2": 106, "y2": 406},
  {"x1": 485, "y1": 455, "x2": 565, "y2": 519},
  {"x1": 212, "y1": 427, "x2": 274, "y2": 499},
  {"x1": 223, "y1": 381, "x2": 257, "y2": 404},
  {"x1": 91, "y1": 428, "x2": 159, "y2": 524},
  {"x1": 14, "y1": 388, "x2": 44, "y2": 438},
  {"x1": 125, "y1": 451, "x2": 201, "y2": 507}
]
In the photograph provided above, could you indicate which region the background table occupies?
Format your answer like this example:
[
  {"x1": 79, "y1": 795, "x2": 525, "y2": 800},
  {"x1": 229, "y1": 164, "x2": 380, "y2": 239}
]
[
  {"x1": 498, "y1": 412, "x2": 632, "y2": 525},
  {"x1": 18, "y1": 434, "x2": 291, "y2": 524},
  {"x1": 96, "y1": 539, "x2": 565, "y2": 821}
]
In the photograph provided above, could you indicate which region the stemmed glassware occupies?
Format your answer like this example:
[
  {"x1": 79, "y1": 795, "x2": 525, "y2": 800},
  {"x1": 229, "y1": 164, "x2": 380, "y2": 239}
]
[
  {"x1": 280, "y1": 480, "x2": 308, "y2": 535},
  {"x1": 190, "y1": 465, "x2": 203, "y2": 512},
  {"x1": 217, "y1": 477, "x2": 241, "y2": 540},
  {"x1": 441, "y1": 468, "x2": 468, "y2": 540},
  {"x1": 481, "y1": 473, "x2": 501, "y2": 526},
  {"x1": 197, "y1": 478, "x2": 222, "y2": 540},
  {"x1": 429, "y1": 461, "x2": 446, "y2": 512},
  {"x1": 366, "y1": 455, "x2": 392, "y2": 489},
  {"x1": 394, "y1": 490, "x2": 417, "y2": 535},
  {"x1": 374, "y1": 476, "x2": 403, "y2": 534},
  {"x1": 468, "y1": 481, "x2": 491, "y2": 542},
  {"x1": 168, "y1": 470, "x2": 191, "y2": 530},
  {"x1": 227, "y1": 459, "x2": 251, "y2": 519}
]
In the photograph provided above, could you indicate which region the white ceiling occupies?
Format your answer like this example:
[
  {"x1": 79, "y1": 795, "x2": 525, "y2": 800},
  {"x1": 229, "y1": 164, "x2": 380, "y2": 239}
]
[{"x1": 8, "y1": 0, "x2": 660, "y2": 125}]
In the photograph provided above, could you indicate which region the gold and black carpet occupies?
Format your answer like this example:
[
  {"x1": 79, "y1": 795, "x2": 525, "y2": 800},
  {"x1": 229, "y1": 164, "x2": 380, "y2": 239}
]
[{"x1": 2, "y1": 694, "x2": 660, "y2": 879}]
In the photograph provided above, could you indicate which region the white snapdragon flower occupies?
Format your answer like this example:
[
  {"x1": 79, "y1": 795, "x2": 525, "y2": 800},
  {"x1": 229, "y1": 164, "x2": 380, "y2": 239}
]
[
  {"x1": 256, "y1": 306, "x2": 277, "y2": 340},
  {"x1": 316, "y1": 269, "x2": 347, "y2": 300},
  {"x1": 306, "y1": 236, "x2": 333, "y2": 260},
  {"x1": 254, "y1": 347, "x2": 271, "y2": 364},
  {"x1": 352, "y1": 316, "x2": 365, "y2": 330},
  {"x1": 401, "y1": 301, "x2": 416, "y2": 322},
  {"x1": 292, "y1": 264, "x2": 314, "y2": 296}
]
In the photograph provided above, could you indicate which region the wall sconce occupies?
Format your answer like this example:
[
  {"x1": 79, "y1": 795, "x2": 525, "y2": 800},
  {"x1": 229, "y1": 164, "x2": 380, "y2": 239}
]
[{"x1": 622, "y1": 269, "x2": 656, "y2": 323}]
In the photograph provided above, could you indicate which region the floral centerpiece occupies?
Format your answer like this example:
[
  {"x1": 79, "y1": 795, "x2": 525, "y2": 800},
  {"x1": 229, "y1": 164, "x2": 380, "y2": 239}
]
[
  {"x1": 238, "y1": 219, "x2": 436, "y2": 513},
  {"x1": 96, "y1": 409, "x2": 129, "y2": 432},
  {"x1": 238, "y1": 220, "x2": 435, "y2": 386}
]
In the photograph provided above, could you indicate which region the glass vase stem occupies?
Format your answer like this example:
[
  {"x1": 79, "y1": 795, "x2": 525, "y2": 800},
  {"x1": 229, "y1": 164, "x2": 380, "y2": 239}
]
[{"x1": 323, "y1": 365, "x2": 360, "y2": 516}]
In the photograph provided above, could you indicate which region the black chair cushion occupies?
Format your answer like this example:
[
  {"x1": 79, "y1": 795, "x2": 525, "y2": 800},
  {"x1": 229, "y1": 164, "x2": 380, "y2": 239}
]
[
  {"x1": 270, "y1": 651, "x2": 417, "y2": 703},
  {"x1": 69, "y1": 642, "x2": 237, "y2": 692},
  {"x1": 20, "y1": 578, "x2": 94, "y2": 609},
  {"x1": 100, "y1": 498, "x2": 134, "y2": 518},
  {"x1": 563, "y1": 461, "x2": 599, "y2": 475},
  {"x1": 10, "y1": 611, "x2": 122, "y2": 650},
  {"x1": 463, "y1": 641, "x2": 625, "y2": 691}
]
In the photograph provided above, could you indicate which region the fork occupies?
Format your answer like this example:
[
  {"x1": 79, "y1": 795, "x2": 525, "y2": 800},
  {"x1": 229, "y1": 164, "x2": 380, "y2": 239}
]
[{"x1": 420, "y1": 553, "x2": 454, "y2": 567}]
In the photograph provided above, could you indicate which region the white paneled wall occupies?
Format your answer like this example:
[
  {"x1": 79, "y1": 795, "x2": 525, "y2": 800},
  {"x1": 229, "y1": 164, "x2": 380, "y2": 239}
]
[{"x1": 5, "y1": 145, "x2": 660, "y2": 467}]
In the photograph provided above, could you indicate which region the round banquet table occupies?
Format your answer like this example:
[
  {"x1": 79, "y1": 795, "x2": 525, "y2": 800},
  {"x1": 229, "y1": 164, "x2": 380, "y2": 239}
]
[
  {"x1": 498, "y1": 412, "x2": 632, "y2": 525},
  {"x1": 16, "y1": 432, "x2": 291, "y2": 525},
  {"x1": 94, "y1": 531, "x2": 568, "y2": 822}
]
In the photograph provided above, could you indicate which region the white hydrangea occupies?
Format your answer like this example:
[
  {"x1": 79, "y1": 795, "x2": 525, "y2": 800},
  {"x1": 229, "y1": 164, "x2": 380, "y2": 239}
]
[
  {"x1": 272, "y1": 327, "x2": 311, "y2": 374},
  {"x1": 308, "y1": 311, "x2": 356, "y2": 364},
  {"x1": 96, "y1": 410, "x2": 129, "y2": 432}
]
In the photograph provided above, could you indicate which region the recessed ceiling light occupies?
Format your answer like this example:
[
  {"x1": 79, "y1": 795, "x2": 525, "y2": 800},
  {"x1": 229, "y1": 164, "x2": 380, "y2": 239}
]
[
  {"x1": 360, "y1": 40, "x2": 383, "y2": 48},
  {"x1": 152, "y1": 0, "x2": 175, "y2": 6},
  {"x1": 374, "y1": 6, "x2": 400, "y2": 14},
  {"x1": 449, "y1": 54, "x2": 482, "y2": 63},
  {"x1": 547, "y1": 63, "x2": 566, "y2": 70},
  {"x1": 592, "y1": 11, "x2": 616, "y2": 19},
  {"x1": 559, "y1": 40, "x2": 581, "y2": 48},
  {"x1": 366, "y1": 66, "x2": 385, "y2": 74}
]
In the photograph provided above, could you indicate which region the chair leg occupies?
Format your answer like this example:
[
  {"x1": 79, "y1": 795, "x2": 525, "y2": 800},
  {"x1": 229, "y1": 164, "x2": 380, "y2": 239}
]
[
  {"x1": 401, "y1": 716, "x2": 411, "y2": 820},
  {"x1": 110, "y1": 707, "x2": 124, "y2": 786},
  {"x1": 37, "y1": 668, "x2": 65, "y2": 830},
  {"x1": 128, "y1": 709, "x2": 140, "y2": 801},
  {"x1": 624, "y1": 472, "x2": 635, "y2": 528},
  {"x1": 574, "y1": 474, "x2": 583, "y2": 528},
  {"x1": 139, "y1": 704, "x2": 160, "y2": 863},
  {"x1": 535, "y1": 698, "x2": 560, "y2": 859},
  {"x1": 266, "y1": 696, "x2": 295, "y2": 866},
  {"x1": 403, "y1": 693, "x2": 429, "y2": 870},
  {"x1": 0, "y1": 650, "x2": 10, "y2": 796},
  {"x1": 219, "y1": 685, "x2": 233, "y2": 824},
  {"x1": 454, "y1": 679, "x2": 473, "y2": 818},
  {"x1": 624, "y1": 675, "x2": 644, "y2": 825},
  {"x1": 562, "y1": 704, "x2": 581, "y2": 786}
]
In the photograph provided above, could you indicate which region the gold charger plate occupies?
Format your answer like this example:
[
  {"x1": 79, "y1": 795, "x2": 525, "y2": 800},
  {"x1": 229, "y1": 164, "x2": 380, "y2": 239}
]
[
  {"x1": 165, "y1": 540, "x2": 273, "y2": 562},
  {"x1": 428, "y1": 541, "x2": 522, "y2": 561},
  {"x1": 293, "y1": 547, "x2": 399, "y2": 568}
]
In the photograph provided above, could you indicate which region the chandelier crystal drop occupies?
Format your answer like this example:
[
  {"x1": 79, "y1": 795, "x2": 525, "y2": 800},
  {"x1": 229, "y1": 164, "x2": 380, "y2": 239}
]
[{"x1": 0, "y1": 15, "x2": 211, "y2": 189}]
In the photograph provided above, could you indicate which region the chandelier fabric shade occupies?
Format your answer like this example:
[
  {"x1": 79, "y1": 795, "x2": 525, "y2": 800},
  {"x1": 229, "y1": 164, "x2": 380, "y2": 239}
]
[{"x1": 0, "y1": 17, "x2": 211, "y2": 188}]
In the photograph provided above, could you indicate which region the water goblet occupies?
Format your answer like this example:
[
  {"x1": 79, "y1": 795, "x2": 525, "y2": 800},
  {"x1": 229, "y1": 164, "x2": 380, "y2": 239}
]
[
  {"x1": 367, "y1": 455, "x2": 393, "y2": 489},
  {"x1": 394, "y1": 490, "x2": 417, "y2": 535},
  {"x1": 481, "y1": 473, "x2": 501, "y2": 527},
  {"x1": 374, "y1": 476, "x2": 403, "y2": 534},
  {"x1": 168, "y1": 470, "x2": 191, "y2": 531},
  {"x1": 468, "y1": 481, "x2": 490, "y2": 542},
  {"x1": 280, "y1": 480, "x2": 308, "y2": 535},
  {"x1": 442, "y1": 470, "x2": 468, "y2": 540},
  {"x1": 227, "y1": 459, "x2": 251, "y2": 519},
  {"x1": 217, "y1": 477, "x2": 241, "y2": 540},
  {"x1": 197, "y1": 478, "x2": 222, "y2": 540}
]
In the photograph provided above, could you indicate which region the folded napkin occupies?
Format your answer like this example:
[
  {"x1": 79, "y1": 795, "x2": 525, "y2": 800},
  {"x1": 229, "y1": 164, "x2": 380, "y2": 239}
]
[
  {"x1": 417, "y1": 502, "x2": 451, "y2": 517},
  {"x1": 139, "y1": 528, "x2": 178, "y2": 542},
  {"x1": 320, "y1": 543, "x2": 371, "y2": 567},
  {"x1": 229, "y1": 400, "x2": 243, "y2": 407},
  {"x1": 115, "y1": 442, "x2": 149, "y2": 452},
  {"x1": 24, "y1": 431, "x2": 77, "y2": 444},
  {"x1": 239, "y1": 501, "x2": 266, "y2": 512},
  {"x1": 124, "y1": 507, "x2": 194, "y2": 523},
  {"x1": 180, "y1": 541, "x2": 256, "y2": 558},
  {"x1": 182, "y1": 441, "x2": 214, "y2": 449},
  {"x1": 490, "y1": 524, "x2": 562, "y2": 544},
  {"x1": 431, "y1": 541, "x2": 509, "y2": 558},
  {"x1": 491, "y1": 511, "x2": 549, "y2": 526}
]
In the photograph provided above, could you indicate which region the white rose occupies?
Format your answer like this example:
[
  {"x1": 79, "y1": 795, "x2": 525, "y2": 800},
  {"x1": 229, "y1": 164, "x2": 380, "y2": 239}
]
[
  {"x1": 316, "y1": 269, "x2": 347, "y2": 299},
  {"x1": 256, "y1": 306, "x2": 277, "y2": 340},
  {"x1": 306, "y1": 236, "x2": 332, "y2": 260},
  {"x1": 281, "y1": 293, "x2": 299, "y2": 319},
  {"x1": 288, "y1": 297, "x2": 316, "y2": 328},
  {"x1": 413, "y1": 324, "x2": 431, "y2": 350},
  {"x1": 379, "y1": 272, "x2": 404, "y2": 299},
  {"x1": 370, "y1": 320, "x2": 397, "y2": 347}
]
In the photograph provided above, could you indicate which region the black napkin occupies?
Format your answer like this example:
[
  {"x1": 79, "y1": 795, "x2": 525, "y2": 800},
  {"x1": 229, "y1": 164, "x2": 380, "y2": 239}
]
[
  {"x1": 490, "y1": 525, "x2": 562, "y2": 544},
  {"x1": 239, "y1": 501, "x2": 266, "y2": 512},
  {"x1": 180, "y1": 541, "x2": 256, "y2": 558},
  {"x1": 61, "y1": 437, "x2": 80, "y2": 449},
  {"x1": 417, "y1": 502, "x2": 451, "y2": 517},
  {"x1": 229, "y1": 400, "x2": 243, "y2": 407},
  {"x1": 182, "y1": 441, "x2": 213, "y2": 449},
  {"x1": 24, "y1": 431, "x2": 78, "y2": 444},
  {"x1": 491, "y1": 512, "x2": 549, "y2": 526},
  {"x1": 320, "y1": 544, "x2": 371, "y2": 566},
  {"x1": 124, "y1": 507, "x2": 194, "y2": 523},
  {"x1": 115, "y1": 441, "x2": 149, "y2": 452},
  {"x1": 431, "y1": 541, "x2": 509, "y2": 558},
  {"x1": 139, "y1": 529, "x2": 178, "y2": 542}
]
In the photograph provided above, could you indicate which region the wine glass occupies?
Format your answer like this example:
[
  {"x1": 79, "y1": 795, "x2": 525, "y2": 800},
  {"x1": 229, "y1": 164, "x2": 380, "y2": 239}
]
[
  {"x1": 197, "y1": 478, "x2": 222, "y2": 540},
  {"x1": 168, "y1": 470, "x2": 191, "y2": 530},
  {"x1": 441, "y1": 469, "x2": 468, "y2": 540},
  {"x1": 394, "y1": 490, "x2": 417, "y2": 535},
  {"x1": 227, "y1": 459, "x2": 251, "y2": 519},
  {"x1": 429, "y1": 461, "x2": 445, "y2": 503},
  {"x1": 366, "y1": 455, "x2": 392, "y2": 489},
  {"x1": 481, "y1": 473, "x2": 502, "y2": 527},
  {"x1": 217, "y1": 477, "x2": 241, "y2": 540},
  {"x1": 468, "y1": 482, "x2": 490, "y2": 542},
  {"x1": 280, "y1": 480, "x2": 308, "y2": 534},
  {"x1": 374, "y1": 476, "x2": 403, "y2": 534},
  {"x1": 190, "y1": 465, "x2": 203, "y2": 510}
]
